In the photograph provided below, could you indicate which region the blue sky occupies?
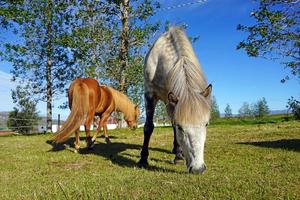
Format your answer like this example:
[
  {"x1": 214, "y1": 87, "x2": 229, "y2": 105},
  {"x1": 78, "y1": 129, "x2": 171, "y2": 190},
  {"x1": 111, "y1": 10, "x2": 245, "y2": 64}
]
[{"x1": 0, "y1": 0, "x2": 299, "y2": 120}]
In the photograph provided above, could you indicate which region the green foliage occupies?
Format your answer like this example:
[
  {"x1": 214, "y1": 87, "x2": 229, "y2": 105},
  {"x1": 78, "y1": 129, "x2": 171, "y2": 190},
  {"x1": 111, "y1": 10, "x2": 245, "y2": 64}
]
[
  {"x1": 100, "y1": 0, "x2": 161, "y2": 93},
  {"x1": 237, "y1": 0, "x2": 300, "y2": 82},
  {"x1": 224, "y1": 104, "x2": 232, "y2": 118},
  {"x1": 253, "y1": 97, "x2": 270, "y2": 118},
  {"x1": 238, "y1": 98, "x2": 270, "y2": 119},
  {"x1": 59, "y1": 1, "x2": 111, "y2": 78},
  {"x1": 211, "y1": 96, "x2": 220, "y2": 120},
  {"x1": 287, "y1": 96, "x2": 300, "y2": 120},
  {"x1": 211, "y1": 114, "x2": 292, "y2": 126},
  {"x1": 7, "y1": 85, "x2": 40, "y2": 134},
  {"x1": 0, "y1": 0, "x2": 25, "y2": 28},
  {"x1": 2, "y1": 0, "x2": 78, "y2": 100},
  {"x1": 1, "y1": 0, "x2": 81, "y2": 131},
  {"x1": 238, "y1": 102, "x2": 253, "y2": 118}
]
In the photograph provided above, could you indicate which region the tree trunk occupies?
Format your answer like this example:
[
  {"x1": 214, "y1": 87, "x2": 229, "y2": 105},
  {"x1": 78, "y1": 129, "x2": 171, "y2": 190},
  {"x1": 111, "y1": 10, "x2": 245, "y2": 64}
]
[
  {"x1": 46, "y1": 0, "x2": 53, "y2": 133},
  {"x1": 118, "y1": 0, "x2": 129, "y2": 128},
  {"x1": 119, "y1": 0, "x2": 129, "y2": 93}
]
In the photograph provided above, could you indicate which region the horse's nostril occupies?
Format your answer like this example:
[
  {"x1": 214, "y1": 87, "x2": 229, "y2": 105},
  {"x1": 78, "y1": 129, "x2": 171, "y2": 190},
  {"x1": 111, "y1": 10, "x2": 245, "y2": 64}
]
[
  {"x1": 189, "y1": 164, "x2": 207, "y2": 174},
  {"x1": 202, "y1": 164, "x2": 207, "y2": 171}
]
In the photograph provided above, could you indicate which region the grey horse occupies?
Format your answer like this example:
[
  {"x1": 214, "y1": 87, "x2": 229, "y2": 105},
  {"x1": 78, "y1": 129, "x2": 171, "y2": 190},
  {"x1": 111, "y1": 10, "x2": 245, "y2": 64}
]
[{"x1": 138, "y1": 27, "x2": 212, "y2": 174}]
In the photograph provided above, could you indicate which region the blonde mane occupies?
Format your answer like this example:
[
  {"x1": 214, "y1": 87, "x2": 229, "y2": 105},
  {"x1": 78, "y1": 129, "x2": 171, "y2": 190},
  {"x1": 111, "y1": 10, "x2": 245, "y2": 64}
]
[
  {"x1": 166, "y1": 27, "x2": 211, "y2": 124},
  {"x1": 108, "y1": 87, "x2": 137, "y2": 121}
]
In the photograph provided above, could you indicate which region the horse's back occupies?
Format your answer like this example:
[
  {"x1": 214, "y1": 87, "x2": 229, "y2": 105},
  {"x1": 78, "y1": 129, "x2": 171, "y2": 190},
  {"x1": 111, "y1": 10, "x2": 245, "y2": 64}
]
[
  {"x1": 144, "y1": 27, "x2": 192, "y2": 102},
  {"x1": 144, "y1": 34, "x2": 171, "y2": 101},
  {"x1": 68, "y1": 78, "x2": 101, "y2": 109}
]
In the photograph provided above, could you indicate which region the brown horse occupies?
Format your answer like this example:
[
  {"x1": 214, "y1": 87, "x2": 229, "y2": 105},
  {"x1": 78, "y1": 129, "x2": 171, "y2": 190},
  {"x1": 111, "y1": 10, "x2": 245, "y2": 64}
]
[
  {"x1": 91, "y1": 85, "x2": 140, "y2": 144},
  {"x1": 52, "y1": 77, "x2": 101, "y2": 150},
  {"x1": 52, "y1": 78, "x2": 140, "y2": 151}
]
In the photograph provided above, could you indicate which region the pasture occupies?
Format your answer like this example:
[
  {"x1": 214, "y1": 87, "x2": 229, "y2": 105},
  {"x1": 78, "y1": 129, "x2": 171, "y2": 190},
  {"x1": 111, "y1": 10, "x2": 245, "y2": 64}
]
[{"x1": 0, "y1": 120, "x2": 299, "y2": 199}]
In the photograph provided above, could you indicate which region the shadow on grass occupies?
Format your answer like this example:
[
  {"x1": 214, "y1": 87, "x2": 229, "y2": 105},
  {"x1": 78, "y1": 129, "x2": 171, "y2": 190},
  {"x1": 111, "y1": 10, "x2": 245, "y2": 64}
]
[
  {"x1": 46, "y1": 137, "x2": 181, "y2": 173},
  {"x1": 238, "y1": 139, "x2": 300, "y2": 152}
]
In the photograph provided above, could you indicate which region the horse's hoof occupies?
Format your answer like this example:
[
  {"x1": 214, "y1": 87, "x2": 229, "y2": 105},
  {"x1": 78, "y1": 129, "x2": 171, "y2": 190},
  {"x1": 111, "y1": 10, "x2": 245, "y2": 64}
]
[
  {"x1": 174, "y1": 155, "x2": 184, "y2": 165},
  {"x1": 74, "y1": 149, "x2": 79, "y2": 153},
  {"x1": 174, "y1": 158, "x2": 184, "y2": 165},
  {"x1": 137, "y1": 160, "x2": 149, "y2": 168}
]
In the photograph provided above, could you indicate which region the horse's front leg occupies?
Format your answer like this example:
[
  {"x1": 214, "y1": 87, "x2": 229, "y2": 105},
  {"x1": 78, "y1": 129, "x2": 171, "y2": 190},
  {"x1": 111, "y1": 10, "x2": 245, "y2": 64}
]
[
  {"x1": 103, "y1": 123, "x2": 110, "y2": 144},
  {"x1": 138, "y1": 94, "x2": 157, "y2": 168},
  {"x1": 93, "y1": 114, "x2": 110, "y2": 144},
  {"x1": 172, "y1": 124, "x2": 184, "y2": 164},
  {"x1": 92, "y1": 116, "x2": 101, "y2": 143}
]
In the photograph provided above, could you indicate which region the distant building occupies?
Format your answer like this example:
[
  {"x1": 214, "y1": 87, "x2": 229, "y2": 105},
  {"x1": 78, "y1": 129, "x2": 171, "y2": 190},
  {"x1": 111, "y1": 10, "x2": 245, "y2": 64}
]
[{"x1": 38, "y1": 124, "x2": 62, "y2": 133}]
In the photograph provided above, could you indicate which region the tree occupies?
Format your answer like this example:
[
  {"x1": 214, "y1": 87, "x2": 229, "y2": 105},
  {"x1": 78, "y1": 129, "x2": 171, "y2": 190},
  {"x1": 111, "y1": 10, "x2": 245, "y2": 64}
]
[
  {"x1": 287, "y1": 97, "x2": 300, "y2": 120},
  {"x1": 100, "y1": 0, "x2": 160, "y2": 96},
  {"x1": 75, "y1": 0, "x2": 160, "y2": 127},
  {"x1": 60, "y1": 0, "x2": 161, "y2": 115},
  {"x1": 1, "y1": 0, "x2": 162, "y2": 129},
  {"x1": 237, "y1": 0, "x2": 300, "y2": 82},
  {"x1": 211, "y1": 96, "x2": 220, "y2": 120},
  {"x1": 238, "y1": 102, "x2": 253, "y2": 117},
  {"x1": 0, "y1": 0, "x2": 25, "y2": 28},
  {"x1": 253, "y1": 97, "x2": 270, "y2": 118},
  {"x1": 60, "y1": 1, "x2": 111, "y2": 78},
  {"x1": 224, "y1": 104, "x2": 232, "y2": 118},
  {"x1": 7, "y1": 85, "x2": 40, "y2": 134},
  {"x1": 2, "y1": 1, "x2": 78, "y2": 132}
]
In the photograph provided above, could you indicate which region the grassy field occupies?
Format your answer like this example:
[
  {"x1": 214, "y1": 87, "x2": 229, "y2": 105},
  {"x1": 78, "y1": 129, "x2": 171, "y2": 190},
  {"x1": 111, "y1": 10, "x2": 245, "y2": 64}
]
[{"x1": 0, "y1": 119, "x2": 299, "y2": 199}]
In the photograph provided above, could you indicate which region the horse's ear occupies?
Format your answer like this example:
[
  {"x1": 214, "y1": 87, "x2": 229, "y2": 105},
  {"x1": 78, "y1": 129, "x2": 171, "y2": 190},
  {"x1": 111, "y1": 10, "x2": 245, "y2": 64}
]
[
  {"x1": 168, "y1": 92, "x2": 178, "y2": 106},
  {"x1": 201, "y1": 84, "x2": 212, "y2": 98}
]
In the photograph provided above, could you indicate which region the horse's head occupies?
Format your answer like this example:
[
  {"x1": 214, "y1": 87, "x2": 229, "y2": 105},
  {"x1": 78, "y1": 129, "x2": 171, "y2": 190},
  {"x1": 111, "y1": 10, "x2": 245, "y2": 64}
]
[
  {"x1": 167, "y1": 84, "x2": 212, "y2": 174},
  {"x1": 126, "y1": 105, "x2": 140, "y2": 130}
]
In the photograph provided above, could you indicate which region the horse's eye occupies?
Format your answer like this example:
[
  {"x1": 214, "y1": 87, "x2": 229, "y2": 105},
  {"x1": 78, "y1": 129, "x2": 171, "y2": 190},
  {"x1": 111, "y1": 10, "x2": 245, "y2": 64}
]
[
  {"x1": 177, "y1": 125, "x2": 184, "y2": 132},
  {"x1": 205, "y1": 123, "x2": 209, "y2": 127}
]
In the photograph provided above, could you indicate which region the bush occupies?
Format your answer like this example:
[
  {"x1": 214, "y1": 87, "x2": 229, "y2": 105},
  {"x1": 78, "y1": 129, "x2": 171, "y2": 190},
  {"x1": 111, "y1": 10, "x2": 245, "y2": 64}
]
[{"x1": 287, "y1": 97, "x2": 300, "y2": 120}]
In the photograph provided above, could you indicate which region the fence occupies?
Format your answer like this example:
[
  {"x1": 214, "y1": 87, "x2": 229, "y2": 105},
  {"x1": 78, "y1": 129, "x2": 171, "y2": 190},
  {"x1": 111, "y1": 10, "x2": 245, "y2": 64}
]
[
  {"x1": 0, "y1": 114, "x2": 62, "y2": 133},
  {"x1": 0, "y1": 114, "x2": 119, "y2": 133}
]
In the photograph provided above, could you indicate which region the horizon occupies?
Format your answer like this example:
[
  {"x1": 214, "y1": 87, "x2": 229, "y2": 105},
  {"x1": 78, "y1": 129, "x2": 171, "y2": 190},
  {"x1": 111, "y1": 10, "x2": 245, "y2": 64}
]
[{"x1": 0, "y1": 0, "x2": 299, "y2": 121}]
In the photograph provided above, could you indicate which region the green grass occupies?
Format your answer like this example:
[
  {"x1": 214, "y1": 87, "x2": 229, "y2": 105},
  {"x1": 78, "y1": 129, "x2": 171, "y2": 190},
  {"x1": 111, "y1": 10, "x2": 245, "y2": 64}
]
[
  {"x1": 210, "y1": 114, "x2": 294, "y2": 126},
  {"x1": 0, "y1": 120, "x2": 299, "y2": 199}
]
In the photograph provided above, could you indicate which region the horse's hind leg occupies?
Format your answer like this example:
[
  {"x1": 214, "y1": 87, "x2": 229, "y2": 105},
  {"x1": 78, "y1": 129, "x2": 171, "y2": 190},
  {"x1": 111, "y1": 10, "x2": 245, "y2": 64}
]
[
  {"x1": 74, "y1": 128, "x2": 80, "y2": 153},
  {"x1": 85, "y1": 112, "x2": 94, "y2": 150},
  {"x1": 172, "y1": 124, "x2": 184, "y2": 164},
  {"x1": 138, "y1": 93, "x2": 157, "y2": 168}
]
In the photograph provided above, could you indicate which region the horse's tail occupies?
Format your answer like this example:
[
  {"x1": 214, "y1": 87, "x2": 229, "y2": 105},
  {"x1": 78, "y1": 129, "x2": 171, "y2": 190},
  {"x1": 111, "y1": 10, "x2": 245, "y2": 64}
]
[{"x1": 52, "y1": 81, "x2": 89, "y2": 143}]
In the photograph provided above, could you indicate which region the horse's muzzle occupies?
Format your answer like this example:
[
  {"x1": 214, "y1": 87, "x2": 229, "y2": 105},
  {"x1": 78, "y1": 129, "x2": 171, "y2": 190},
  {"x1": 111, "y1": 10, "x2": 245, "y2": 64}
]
[{"x1": 188, "y1": 164, "x2": 207, "y2": 174}]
